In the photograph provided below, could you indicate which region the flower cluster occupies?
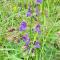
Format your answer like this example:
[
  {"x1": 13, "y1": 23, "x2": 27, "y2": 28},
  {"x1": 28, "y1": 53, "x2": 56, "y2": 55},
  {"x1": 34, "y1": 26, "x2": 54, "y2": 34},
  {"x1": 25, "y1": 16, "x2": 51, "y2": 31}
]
[
  {"x1": 19, "y1": 21, "x2": 41, "y2": 52},
  {"x1": 19, "y1": 0, "x2": 43, "y2": 54},
  {"x1": 26, "y1": 0, "x2": 43, "y2": 17}
]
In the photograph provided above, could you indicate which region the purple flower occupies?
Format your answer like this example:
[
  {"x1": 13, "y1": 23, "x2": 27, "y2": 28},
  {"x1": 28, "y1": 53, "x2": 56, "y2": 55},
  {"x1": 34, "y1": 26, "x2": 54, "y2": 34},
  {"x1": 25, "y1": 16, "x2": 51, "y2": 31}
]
[
  {"x1": 19, "y1": 21, "x2": 27, "y2": 31},
  {"x1": 26, "y1": 8, "x2": 31, "y2": 17},
  {"x1": 22, "y1": 34, "x2": 30, "y2": 45},
  {"x1": 26, "y1": 39, "x2": 30, "y2": 46},
  {"x1": 36, "y1": 0, "x2": 42, "y2": 4},
  {"x1": 22, "y1": 34, "x2": 29, "y2": 41},
  {"x1": 35, "y1": 24, "x2": 41, "y2": 33},
  {"x1": 34, "y1": 41, "x2": 40, "y2": 48}
]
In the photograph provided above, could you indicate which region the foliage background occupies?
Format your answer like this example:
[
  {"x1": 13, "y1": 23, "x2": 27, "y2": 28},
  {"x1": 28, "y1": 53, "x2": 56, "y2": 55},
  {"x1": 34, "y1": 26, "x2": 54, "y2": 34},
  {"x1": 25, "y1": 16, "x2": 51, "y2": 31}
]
[{"x1": 0, "y1": 0, "x2": 60, "y2": 60}]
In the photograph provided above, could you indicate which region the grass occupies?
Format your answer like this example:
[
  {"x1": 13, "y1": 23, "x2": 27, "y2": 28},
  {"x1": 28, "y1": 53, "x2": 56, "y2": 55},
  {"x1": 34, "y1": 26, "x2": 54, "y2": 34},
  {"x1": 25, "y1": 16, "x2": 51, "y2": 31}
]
[{"x1": 0, "y1": 0, "x2": 60, "y2": 60}]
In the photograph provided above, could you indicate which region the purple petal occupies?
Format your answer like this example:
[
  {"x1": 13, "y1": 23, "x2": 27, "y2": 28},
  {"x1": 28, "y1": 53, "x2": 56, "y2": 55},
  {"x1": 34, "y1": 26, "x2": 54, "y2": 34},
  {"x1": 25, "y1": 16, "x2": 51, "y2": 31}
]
[
  {"x1": 26, "y1": 7, "x2": 31, "y2": 17},
  {"x1": 19, "y1": 21, "x2": 27, "y2": 31},
  {"x1": 22, "y1": 36, "x2": 27, "y2": 41},
  {"x1": 25, "y1": 39, "x2": 30, "y2": 46},
  {"x1": 22, "y1": 34, "x2": 30, "y2": 45},
  {"x1": 22, "y1": 34, "x2": 29, "y2": 41},
  {"x1": 36, "y1": 0, "x2": 42, "y2": 4},
  {"x1": 26, "y1": 10, "x2": 31, "y2": 17},
  {"x1": 34, "y1": 41, "x2": 40, "y2": 48},
  {"x1": 35, "y1": 24, "x2": 41, "y2": 33}
]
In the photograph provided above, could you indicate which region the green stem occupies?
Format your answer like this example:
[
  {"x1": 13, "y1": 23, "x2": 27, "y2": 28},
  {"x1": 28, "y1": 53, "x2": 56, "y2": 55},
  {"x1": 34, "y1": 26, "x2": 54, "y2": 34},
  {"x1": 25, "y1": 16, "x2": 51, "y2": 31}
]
[
  {"x1": 41, "y1": 0, "x2": 47, "y2": 60},
  {"x1": 36, "y1": 50, "x2": 38, "y2": 60}
]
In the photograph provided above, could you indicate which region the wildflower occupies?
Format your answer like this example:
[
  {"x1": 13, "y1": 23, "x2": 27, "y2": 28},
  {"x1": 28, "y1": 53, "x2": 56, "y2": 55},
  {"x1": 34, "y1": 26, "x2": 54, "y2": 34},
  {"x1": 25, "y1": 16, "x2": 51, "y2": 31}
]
[
  {"x1": 22, "y1": 34, "x2": 29, "y2": 41},
  {"x1": 19, "y1": 21, "x2": 27, "y2": 31},
  {"x1": 36, "y1": 0, "x2": 42, "y2": 4},
  {"x1": 26, "y1": 7, "x2": 31, "y2": 17},
  {"x1": 35, "y1": 24, "x2": 41, "y2": 33},
  {"x1": 22, "y1": 34, "x2": 30, "y2": 45},
  {"x1": 26, "y1": 39, "x2": 30, "y2": 46},
  {"x1": 34, "y1": 41, "x2": 40, "y2": 48}
]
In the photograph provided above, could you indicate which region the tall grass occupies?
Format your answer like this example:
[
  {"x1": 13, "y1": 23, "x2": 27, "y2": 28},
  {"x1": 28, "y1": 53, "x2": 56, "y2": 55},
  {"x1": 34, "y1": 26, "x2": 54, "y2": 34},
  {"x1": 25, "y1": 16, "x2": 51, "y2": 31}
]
[{"x1": 0, "y1": 0, "x2": 60, "y2": 60}]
